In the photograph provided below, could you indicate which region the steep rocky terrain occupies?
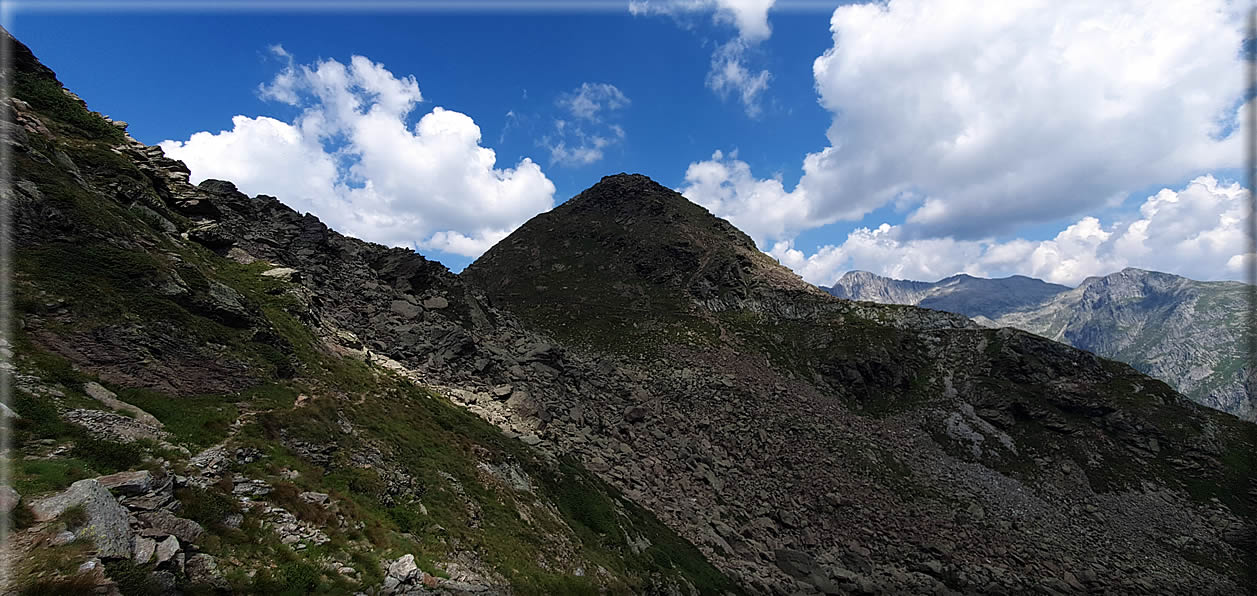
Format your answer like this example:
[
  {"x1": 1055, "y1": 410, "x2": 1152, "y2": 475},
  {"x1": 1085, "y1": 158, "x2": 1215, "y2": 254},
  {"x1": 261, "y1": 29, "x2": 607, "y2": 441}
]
[
  {"x1": 3, "y1": 32, "x2": 735, "y2": 595},
  {"x1": 6, "y1": 30, "x2": 1257, "y2": 596},
  {"x1": 825, "y1": 270, "x2": 1254, "y2": 420}
]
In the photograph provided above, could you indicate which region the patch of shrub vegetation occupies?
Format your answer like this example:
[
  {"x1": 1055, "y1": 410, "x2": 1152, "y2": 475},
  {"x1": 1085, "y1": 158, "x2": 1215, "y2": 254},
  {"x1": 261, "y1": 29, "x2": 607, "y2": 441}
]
[
  {"x1": 247, "y1": 559, "x2": 322, "y2": 596},
  {"x1": 68, "y1": 434, "x2": 145, "y2": 475},
  {"x1": 104, "y1": 560, "x2": 160, "y2": 596},
  {"x1": 174, "y1": 486, "x2": 239, "y2": 528},
  {"x1": 12, "y1": 388, "x2": 70, "y2": 441},
  {"x1": 11, "y1": 503, "x2": 37, "y2": 530}
]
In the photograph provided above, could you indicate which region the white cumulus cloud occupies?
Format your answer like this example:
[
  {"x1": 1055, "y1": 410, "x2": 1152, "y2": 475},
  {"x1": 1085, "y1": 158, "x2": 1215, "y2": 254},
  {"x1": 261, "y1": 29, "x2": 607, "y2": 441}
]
[
  {"x1": 682, "y1": 0, "x2": 1249, "y2": 283},
  {"x1": 770, "y1": 175, "x2": 1251, "y2": 286},
  {"x1": 160, "y1": 47, "x2": 555, "y2": 258}
]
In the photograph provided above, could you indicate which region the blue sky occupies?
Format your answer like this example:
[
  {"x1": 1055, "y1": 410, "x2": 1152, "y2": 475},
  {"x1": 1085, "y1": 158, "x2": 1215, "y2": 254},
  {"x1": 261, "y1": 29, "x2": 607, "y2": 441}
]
[{"x1": 9, "y1": 1, "x2": 1253, "y2": 285}]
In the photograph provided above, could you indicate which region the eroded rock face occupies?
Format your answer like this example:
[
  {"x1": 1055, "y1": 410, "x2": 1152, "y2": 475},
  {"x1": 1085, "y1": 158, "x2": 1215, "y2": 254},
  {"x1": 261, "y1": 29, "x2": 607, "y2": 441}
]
[{"x1": 30, "y1": 479, "x2": 133, "y2": 558}]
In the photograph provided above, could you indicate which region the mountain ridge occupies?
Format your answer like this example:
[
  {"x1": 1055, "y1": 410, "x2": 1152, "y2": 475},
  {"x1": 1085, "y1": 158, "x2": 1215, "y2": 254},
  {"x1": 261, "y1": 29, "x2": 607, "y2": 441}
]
[
  {"x1": 7, "y1": 29, "x2": 1257, "y2": 595},
  {"x1": 824, "y1": 268, "x2": 1255, "y2": 420}
]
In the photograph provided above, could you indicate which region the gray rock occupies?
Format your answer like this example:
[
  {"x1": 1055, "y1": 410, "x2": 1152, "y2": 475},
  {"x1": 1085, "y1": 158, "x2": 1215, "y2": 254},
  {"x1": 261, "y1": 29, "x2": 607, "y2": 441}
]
[
  {"x1": 0, "y1": 402, "x2": 21, "y2": 419},
  {"x1": 387, "y1": 553, "x2": 419, "y2": 581},
  {"x1": 623, "y1": 406, "x2": 648, "y2": 423},
  {"x1": 134, "y1": 535, "x2": 157, "y2": 564},
  {"x1": 774, "y1": 549, "x2": 818, "y2": 580},
  {"x1": 97, "y1": 470, "x2": 154, "y2": 496},
  {"x1": 83, "y1": 382, "x2": 163, "y2": 427},
  {"x1": 261, "y1": 267, "x2": 298, "y2": 280},
  {"x1": 422, "y1": 296, "x2": 449, "y2": 309},
  {"x1": 138, "y1": 510, "x2": 205, "y2": 543},
  {"x1": 150, "y1": 570, "x2": 178, "y2": 594},
  {"x1": 51, "y1": 530, "x2": 76, "y2": 546},
  {"x1": 226, "y1": 247, "x2": 256, "y2": 264},
  {"x1": 298, "y1": 491, "x2": 329, "y2": 505},
  {"x1": 154, "y1": 535, "x2": 180, "y2": 566},
  {"x1": 185, "y1": 553, "x2": 228, "y2": 590},
  {"x1": 198, "y1": 280, "x2": 253, "y2": 327},
  {"x1": 390, "y1": 299, "x2": 421, "y2": 318},
  {"x1": 0, "y1": 485, "x2": 20, "y2": 514},
  {"x1": 30, "y1": 479, "x2": 133, "y2": 558}
]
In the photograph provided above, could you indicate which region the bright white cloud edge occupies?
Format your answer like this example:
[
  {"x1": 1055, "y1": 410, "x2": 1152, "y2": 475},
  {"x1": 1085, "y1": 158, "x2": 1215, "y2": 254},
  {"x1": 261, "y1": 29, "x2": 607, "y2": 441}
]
[
  {"x1": 767, "y1": 175, "x2": 1253, "y2": 287},
  {"x1": 160, "y1": 48, "x2": 555, "y2": 259}
]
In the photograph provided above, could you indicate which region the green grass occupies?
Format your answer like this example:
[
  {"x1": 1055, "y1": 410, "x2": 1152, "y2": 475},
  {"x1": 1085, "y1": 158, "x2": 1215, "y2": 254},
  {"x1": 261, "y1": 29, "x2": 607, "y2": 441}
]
[
  {"x1": 11, "y1": 458, "x2": 95, "y2": 496},
  {"x1": 115, "y1": 387, "x2": 239, "y2": 449},
  {"x1": 13, "y1": 69, "x2": 124, "y2": 142}
]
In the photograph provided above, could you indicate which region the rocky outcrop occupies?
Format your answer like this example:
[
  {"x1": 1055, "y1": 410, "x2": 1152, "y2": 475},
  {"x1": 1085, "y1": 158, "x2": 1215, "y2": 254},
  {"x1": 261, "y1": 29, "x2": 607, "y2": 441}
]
[{"x1": 30, "y1": 479, "x2": 133, "y2": 558}]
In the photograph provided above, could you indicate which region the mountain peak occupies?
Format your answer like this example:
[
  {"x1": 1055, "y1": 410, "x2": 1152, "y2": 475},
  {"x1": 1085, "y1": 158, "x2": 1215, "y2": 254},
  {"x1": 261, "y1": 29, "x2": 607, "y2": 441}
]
[{"x1": 462, "y1": 173, "x2": 823, "y2": 346}]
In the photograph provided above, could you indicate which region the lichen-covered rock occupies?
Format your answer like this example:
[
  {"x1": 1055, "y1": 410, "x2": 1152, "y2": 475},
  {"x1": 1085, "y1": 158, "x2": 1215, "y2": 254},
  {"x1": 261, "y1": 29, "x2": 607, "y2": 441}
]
[{"x1": 30, "y1": 479, "x2": 133, "y2": 558}]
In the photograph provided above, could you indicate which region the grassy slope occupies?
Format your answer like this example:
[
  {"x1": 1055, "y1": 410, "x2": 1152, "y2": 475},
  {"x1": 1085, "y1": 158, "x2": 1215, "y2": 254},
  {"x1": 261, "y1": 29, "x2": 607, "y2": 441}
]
[{"x1": 8, "y1": 55, "x2": 738, "y2": 595}]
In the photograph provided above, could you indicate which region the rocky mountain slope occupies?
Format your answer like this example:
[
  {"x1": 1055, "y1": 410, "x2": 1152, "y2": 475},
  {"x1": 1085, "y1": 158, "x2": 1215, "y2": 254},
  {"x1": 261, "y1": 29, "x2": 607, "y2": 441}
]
[
  {"x1": 824, "y1": 270, "x2": 1254, "y2": 420},
  {"x1": 465, "y1": 174, "x2": 1257, "y2": 594},
  {"x1": 4, "y1": 32, "x2": 735, "y2": 595},
  {"x1": 7, "y1": 30, "x2": 1257, "y2": 596}
]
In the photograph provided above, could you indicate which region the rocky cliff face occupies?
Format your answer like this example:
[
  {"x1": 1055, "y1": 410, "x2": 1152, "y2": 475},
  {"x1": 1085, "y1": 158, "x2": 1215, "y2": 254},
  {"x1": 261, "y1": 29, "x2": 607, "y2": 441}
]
[
  {"x1": 7, "y1": 30, "x2": 1257, "y2": 596},
  {"x1": 824, "y1": 269, "x2": 1254, "y2": 420}
]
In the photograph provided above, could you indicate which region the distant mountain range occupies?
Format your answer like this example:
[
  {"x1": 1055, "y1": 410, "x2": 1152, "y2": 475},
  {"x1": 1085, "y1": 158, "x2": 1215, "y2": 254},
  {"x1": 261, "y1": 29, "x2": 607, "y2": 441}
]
[{"x1": 826, "y1": 269, "x2": 1254, "y2": 420}]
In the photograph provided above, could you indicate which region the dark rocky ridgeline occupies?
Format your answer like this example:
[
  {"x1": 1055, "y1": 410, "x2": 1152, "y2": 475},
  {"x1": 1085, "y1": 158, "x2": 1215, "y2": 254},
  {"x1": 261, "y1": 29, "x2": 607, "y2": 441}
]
[
  {"x1": 4, "y1": 25, "x2": 1256, "y2": 596},
  {"x1": 825, "y1": 268, "x2": 1255, "y2": 421},
  {"x1": 464, "y1": 175, "x2": 1257, "y2": 593},
  {"x1": 4, "y1": 29, "x2": 737, "y2": 595}
]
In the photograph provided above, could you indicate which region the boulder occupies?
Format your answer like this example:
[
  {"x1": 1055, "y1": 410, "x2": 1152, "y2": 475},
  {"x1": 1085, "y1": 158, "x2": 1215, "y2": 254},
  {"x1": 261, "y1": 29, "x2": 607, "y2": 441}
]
[
  {"x1": 387, "y1": 553, "x2": 419, "y2": 582},
  {"x1": 82, "y1": 382, "x2": 163, "y2": 428},
  {"x1": 138, "y1": 510, "x2": 205, "y2": 543},
  {"x1": 773, "y1": 548, "x2": 819, "y2": 581},
  {"x1": 390, "y1": 299, "x2": 421, "y2": 318},
  {"x1": 623, "y1": 406, "x2": 648, "y2": 423},
  {"x1": 422, "y1": 296, "x2": 449, "y2": 309},
  {"x1": 0, "y1": 485, "x2": 20, "y2": 514},
  {"x1": 134, "y1": 536, "x2": 157, "y2": 564},
  {"x1": 261, "y1": 267, "x2": 298, "y2": 281},
  {"x1": 154, "y1": 535, "x2": 180, "y2": 567},
  {"x1": 96, "y1": 470, "x2": 154, "y2": 496},
  {"x1": 298, "y1": 491, "x2": 329, "y2": 505},
  {"x1": 30, "y1": 479, "x2": 133, "y2": 558}
]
